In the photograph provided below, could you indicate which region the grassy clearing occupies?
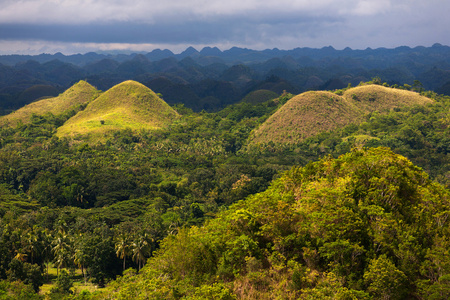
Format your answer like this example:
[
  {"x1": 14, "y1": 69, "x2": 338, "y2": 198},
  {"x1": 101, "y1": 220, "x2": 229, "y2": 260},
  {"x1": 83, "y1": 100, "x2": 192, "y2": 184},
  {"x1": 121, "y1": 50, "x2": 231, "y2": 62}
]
[
  {"x1": 0, "y1": 80, "x2": 100, "y2": 127},
  {"x1": 250, "y1": 84, "x2": 433, "y2": 145},
  {"x1": 56, "y1": 80, "x2": 179, "y2": 141},
  {"x1": 39, "y1": 265, "x2": 107, "y2": 296}
]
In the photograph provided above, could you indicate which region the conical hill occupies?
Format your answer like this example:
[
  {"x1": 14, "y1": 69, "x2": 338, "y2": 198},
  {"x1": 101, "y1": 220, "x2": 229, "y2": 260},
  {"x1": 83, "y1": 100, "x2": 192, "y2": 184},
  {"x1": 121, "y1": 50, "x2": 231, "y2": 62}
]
[
  {"x1": 56, "y1": 80, "x2": 179, "y2": 138},
  {"x1": 250, "y1": 84, "x2": 433, "y2": 145},
  {"x1": 0, "y1": 80, "x2": 100, "y2": 127}
]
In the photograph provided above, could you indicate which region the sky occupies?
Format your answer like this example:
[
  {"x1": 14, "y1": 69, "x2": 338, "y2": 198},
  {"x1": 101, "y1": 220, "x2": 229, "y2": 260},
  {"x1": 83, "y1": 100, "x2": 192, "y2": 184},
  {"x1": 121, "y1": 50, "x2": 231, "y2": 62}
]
[{"x1": 0, "y1": 0, "x2": 448, "y2": 55}]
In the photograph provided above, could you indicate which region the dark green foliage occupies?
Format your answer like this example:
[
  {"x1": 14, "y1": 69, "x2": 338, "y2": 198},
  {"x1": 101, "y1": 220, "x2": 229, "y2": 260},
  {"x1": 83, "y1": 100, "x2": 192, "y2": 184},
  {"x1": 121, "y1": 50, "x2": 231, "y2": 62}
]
[
  {"x1": 75, "y1": 226, "x2": 121, "y2": 286},
  {"x1": 364, "y1": 255, "x2": 408, "y2": 299},
  {"x1": 50, "y1": 269, "x2": 73, "y2": 294},
  {"x1": 0, "y1": 280, "x2": 43, "y2": 300},
  {"x1": 105, "y1": 147, "x2": 449, "y2": 299},
  {"x1": 7, "y1": 259, "x2": 44, "y2": 292}
]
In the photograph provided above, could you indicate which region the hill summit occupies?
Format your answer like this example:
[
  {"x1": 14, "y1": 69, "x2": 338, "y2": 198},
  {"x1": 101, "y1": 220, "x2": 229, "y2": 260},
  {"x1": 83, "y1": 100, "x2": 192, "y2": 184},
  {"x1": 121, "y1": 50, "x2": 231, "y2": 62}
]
[
  {"x1": 0, "y1": 80, "x2": 100, "y2": 127},
  {"x1": 56, "y1": 80, "x2": 179, "y2": 139},
  {"x1": 100, "y1": 147, "x2": 450, "y2": 299},
  {"x1": 249, "y1": 84, "x2": 433, "y2": 145}
]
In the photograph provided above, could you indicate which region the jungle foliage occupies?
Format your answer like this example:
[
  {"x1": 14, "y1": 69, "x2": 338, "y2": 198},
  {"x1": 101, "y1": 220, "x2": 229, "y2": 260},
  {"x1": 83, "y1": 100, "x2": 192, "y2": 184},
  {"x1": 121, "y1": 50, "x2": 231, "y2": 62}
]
[
  {"x1": 1, "y1": 81, "x2": 450, "y2": 298},
  {"x1": 104, "y1": 147, "x2": 450, "y2": 299}
]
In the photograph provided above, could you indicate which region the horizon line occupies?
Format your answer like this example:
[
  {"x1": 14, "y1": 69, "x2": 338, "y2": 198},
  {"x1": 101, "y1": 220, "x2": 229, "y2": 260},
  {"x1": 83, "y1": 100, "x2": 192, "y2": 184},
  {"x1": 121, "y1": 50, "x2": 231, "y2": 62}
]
[{"x1": 0, "y1": 43, "x2": 447, "y2": 57}]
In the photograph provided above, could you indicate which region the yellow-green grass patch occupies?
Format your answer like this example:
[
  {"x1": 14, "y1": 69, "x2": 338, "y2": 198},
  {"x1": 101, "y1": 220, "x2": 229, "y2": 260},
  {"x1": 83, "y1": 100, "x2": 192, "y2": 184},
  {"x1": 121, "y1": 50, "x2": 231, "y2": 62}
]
[
  {"x1": 0, "y1": 80, "x2": 100, "y2": 127},
  {"x1": 39, "y1": 265, "x2": 109, "y2": 296},
  {"x1": 56, "y1": 80, "x2": 179, "y2": 141}
]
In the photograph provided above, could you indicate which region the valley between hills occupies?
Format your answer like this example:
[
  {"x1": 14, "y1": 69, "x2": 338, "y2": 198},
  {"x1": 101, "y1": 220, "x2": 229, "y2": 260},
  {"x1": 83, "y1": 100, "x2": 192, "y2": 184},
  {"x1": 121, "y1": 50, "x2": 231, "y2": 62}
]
[{"x1": 0, "y1": 48, "x2": 450, "y2": 299}]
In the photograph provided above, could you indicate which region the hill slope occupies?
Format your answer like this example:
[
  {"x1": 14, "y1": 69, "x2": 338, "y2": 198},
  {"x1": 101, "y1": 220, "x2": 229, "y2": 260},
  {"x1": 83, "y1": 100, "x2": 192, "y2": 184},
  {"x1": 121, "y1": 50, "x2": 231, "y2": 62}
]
[
  {"x1": 103, "y1": 147, "x2": 450, "y2": 299},
  {"x1": 0, "y1": 80, "x2": 100, "y2": 126},
  {"x1": 241, "y1": 89, "x2": 279, "y2": 104},
  {"x1": 56, "y1": 80, "x2": 179, "y2": 138},
  {"x1": 249, "y1": 84, "x2": 433, "y2": 145}
]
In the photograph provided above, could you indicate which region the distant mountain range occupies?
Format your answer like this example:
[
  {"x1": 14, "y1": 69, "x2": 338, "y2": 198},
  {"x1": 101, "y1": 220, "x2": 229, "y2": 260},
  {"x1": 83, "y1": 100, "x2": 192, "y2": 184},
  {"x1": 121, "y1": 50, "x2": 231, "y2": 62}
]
[
  {"x1": 2, "y1": 44, "x2": 449, "y2": 66},
  {"x1": 1, "y1": 44, "x2": 449, "y2": 112}
]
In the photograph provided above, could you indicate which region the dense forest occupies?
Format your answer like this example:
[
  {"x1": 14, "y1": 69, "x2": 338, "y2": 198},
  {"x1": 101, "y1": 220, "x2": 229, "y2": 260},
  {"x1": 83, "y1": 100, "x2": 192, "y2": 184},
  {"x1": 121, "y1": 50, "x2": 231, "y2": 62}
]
[{"x1": 0, "y1": 48, "x2": 450, "y2": 298}]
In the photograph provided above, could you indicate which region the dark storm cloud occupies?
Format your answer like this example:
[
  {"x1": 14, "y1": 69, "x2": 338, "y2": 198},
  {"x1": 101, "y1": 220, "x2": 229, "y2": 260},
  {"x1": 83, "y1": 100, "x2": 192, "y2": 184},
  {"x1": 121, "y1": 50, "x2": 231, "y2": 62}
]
[
  {"x1": 0, "y1": 22, "x2": 228, "y2": 44},
  {"x1": 0, "y1": 0, "x2": 448, "y2": 54},
  {"x1": 0, "y1": 12, "x2": 342, "y2": 44}
]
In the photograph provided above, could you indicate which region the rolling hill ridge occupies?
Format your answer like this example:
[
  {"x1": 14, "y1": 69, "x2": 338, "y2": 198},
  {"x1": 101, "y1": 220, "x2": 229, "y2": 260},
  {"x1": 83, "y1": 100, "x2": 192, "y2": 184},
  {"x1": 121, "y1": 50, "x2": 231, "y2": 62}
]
[
  {"x1": 249, "y1": 84, "x2": 433, "y2": 145},
  {"x1": 56, "y1": 80, "x2": 180, "y2": 139},
  {"x1": 0, "y1": 80, "x2": 100, "y2": 127}
]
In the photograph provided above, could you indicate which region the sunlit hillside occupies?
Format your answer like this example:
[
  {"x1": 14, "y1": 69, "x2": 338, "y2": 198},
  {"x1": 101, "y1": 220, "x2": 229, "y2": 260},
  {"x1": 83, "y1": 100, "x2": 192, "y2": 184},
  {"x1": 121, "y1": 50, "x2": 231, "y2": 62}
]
[
  {"x1": 0, "y1": 80, "x2": 100, "y2": 127},
  {"x1": 249, "y1": 84, "x2": 433, "y2": 145},
  {"x1": 56, "y1": 80, "x2": 180, "y2": 139}
]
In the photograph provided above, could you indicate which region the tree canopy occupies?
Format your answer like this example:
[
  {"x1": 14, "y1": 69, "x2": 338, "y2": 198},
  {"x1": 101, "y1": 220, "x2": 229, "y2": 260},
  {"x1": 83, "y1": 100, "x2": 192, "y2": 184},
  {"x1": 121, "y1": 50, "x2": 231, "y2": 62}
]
[{"x1": 103, "y1": 147, "x2": 450, "y2": 299}]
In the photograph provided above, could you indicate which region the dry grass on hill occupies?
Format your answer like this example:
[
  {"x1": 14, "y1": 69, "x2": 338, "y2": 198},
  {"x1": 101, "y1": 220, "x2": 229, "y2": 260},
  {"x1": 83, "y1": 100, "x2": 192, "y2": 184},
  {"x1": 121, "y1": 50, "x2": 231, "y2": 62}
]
[
  {"x1": 250, "y1": 84, "x2": 433, "y2": 145},
  {"x1": 343, "y1": 84, "x2": 431, "y2": 112}
]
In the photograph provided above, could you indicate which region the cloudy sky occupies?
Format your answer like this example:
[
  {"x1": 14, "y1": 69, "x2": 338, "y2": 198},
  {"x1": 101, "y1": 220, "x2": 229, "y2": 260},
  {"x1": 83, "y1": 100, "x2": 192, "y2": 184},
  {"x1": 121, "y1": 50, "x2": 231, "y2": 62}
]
[{"x1": 0, "y1": 0, "x2": 448, "y2": 55}]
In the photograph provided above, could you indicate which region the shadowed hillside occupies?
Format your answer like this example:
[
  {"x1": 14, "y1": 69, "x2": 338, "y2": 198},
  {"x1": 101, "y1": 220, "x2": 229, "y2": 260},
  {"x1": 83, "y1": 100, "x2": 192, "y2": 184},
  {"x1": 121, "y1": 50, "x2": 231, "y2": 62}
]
[
  {"x1": 56, "y1": 80, "x2": 179, "y2": 139},
  {"x1": 0, "y1": 80, "x2": 100, "y2": 127},
  {"x1": 249, "y1": 84, "x2": 433, "y2": 145},
  {"x1": 241, "y1": 89, "x2": 279, "y2": 104}
]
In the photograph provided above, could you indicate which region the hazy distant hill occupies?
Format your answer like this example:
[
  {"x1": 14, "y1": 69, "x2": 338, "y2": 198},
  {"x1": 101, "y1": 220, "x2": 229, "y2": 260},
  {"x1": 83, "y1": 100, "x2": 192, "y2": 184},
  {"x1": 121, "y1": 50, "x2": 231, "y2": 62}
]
[
  {"x1": 249, "y1": 84, "x2": 433, "y2": 145},
  {"x1": 2, "y1": 44, "x2": 449, "y2": 67},
  {"x1": 0, "y1": 80, "x2": 99, "y2": 126},
  {"x1": 1, "y1": 44, "x2": 450, "y2": 113},
  {"x1": 56, "y1": 80, "x2": 179, "y2": 139},
  {"x1": 241, "y1": 89, "x2": 279, "y2": 104}
]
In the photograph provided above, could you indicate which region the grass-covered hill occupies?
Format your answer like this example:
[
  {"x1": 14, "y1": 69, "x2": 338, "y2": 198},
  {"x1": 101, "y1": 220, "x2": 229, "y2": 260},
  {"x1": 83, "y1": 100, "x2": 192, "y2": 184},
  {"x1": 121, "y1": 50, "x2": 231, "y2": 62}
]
[
  {"x1": 241, "y1": 89, "x2": 279, "y2": 104},
  {"x1": 250, "y1": 84, "x2": 433, "y2": 145},
  {"x1": 0, "y1": 80, "x2": 100, "y2": 127},
  {"x1": 56, "y1": 80, "x2": 180, "y2": 139},
  {"x1": 103, "y1": 147, "x2": 450, "y2": 299}
]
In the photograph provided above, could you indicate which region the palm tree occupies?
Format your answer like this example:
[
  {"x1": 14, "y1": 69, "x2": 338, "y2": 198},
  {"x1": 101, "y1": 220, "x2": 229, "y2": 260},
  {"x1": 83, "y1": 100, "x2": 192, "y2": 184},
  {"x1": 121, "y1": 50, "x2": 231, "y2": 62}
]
[
  {"x1": 131, "y1": 233, "x2": 152, "y2": 272},
  {"x1": 115, "y1": 233, "x2": 131, "y2": 271},
  {"x1": 14, "y1": 252, "x2": 28, "y2": 262},
  {"x1": 73, "y1": 234, "x2": 88, "y2": 285},
  {"x1": 23, "y1": 225, "x2": 42, "y2": 264},
  {"x1": 42, "y1": 229, "x2": 53, "y2": 280},
  {"x1": 52, "y1": 231, "x2": 71, "y2": 275}
]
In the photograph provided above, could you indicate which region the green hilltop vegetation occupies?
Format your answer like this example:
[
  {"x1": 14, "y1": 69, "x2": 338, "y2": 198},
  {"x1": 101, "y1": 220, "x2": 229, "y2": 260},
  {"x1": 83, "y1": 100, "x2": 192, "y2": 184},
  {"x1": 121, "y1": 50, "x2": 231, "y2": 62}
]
[
  {"x1": 102, "y1": 147, "x2": 450, "y2": 299},
  {"x1": 56, "y1": 80, "x2": 180, "y2": 140},
  {"x1": 0, "y1": 80, "x2": 100, "y2": 127},
  {"x1": 1, "y1": 79, "x2": 450, "y2": 299},
  {"x1": 250, "y1": 84, "x2": 433, "y2": 145}
]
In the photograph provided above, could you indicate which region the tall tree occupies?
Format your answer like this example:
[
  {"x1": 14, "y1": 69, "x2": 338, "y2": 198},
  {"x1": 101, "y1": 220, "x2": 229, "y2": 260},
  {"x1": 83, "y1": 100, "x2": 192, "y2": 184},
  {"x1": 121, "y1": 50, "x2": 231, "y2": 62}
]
[
  {"x1": 115, "y1": 233, "x2": 131, "y2": 271},
  {"x1": 23, "y1": 226, "x2": 42, "y2": 265},
  {"x1": 73, "y1": 234, "x2": 88, "y2": 285},
  {"x1": 131, "y1": 233, "x2": 152, "y2": 272},
  {"x1": 52, "y1": 231, "x2": 71, "y2": 275}
]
